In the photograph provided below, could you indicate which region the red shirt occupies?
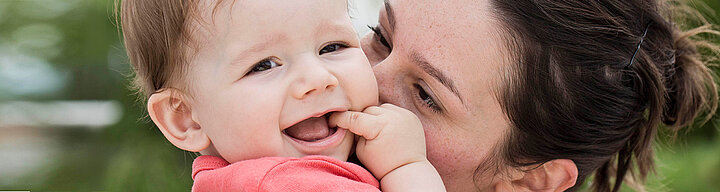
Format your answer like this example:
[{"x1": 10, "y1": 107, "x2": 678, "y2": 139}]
[{"x1": 192, "y1": 155, "x2": 380, "y2": 192}]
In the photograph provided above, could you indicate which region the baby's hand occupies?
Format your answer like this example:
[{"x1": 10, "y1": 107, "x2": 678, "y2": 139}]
[{"x1": 329, "y1": 104, "x2": 427, "y2": 180}]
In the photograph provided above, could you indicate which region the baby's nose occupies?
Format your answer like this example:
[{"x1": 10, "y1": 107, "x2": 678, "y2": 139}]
[{"x1": 290, "y1": 63, "x2": 339, "y2": 99}]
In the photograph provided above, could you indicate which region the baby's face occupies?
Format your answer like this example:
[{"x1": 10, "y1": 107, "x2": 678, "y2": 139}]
[{"x1": 185, "y1": 0, "x2": 378, "y2": 163}]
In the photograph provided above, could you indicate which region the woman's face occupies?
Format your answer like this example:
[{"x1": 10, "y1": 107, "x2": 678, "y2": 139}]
[{"x1": 361, "y1": 0, "x2": 512, "y2": 191}]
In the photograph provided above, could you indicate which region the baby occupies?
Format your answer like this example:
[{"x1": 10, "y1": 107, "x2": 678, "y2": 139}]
[{"x1": 121, "y1": 0, "x2": 444, "y2": 191}]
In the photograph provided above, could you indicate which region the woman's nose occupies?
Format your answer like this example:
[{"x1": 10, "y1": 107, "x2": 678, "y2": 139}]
[
  {"x1": 360, "y1": 32, "x2": 382, "y2": 67},
  {"x1": 290, "y1": 61, "x2": 339, "y2": 99}
]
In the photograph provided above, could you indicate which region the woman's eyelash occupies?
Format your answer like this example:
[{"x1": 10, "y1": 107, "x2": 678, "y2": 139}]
[
  {"x1": 368, "y1": 25, "x2": 391, "y2": 49},
  {"x1": 414, "y1": 84, "x2": 442, "y2": 112}
]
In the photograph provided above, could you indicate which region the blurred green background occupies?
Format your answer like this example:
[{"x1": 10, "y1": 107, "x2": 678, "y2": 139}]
[{"x1": 0, "y1": 0, "x2": 718, "y2": 191}]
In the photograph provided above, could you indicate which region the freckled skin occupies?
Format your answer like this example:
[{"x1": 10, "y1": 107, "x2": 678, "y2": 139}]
[{"x1": 361, "y1": 0, "x2": 514, "y2": 191}]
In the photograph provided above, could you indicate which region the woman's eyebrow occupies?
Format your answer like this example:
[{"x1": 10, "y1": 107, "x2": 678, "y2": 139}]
[
  {"x1": 384, "y1": 0, "x2": 396, "y2": 31},
  {"x1": 411, "y1": 52, "x2": 466, "y2": 105}
]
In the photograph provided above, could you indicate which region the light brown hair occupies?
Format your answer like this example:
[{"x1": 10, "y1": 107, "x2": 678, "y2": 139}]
[{"x1": 119, "y1": 0, "x2": 200, "y2": 100}]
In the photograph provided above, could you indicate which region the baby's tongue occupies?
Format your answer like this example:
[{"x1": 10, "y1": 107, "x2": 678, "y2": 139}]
[{"x1": 285, "y1": 116, "x2": 330, "y2": 142}]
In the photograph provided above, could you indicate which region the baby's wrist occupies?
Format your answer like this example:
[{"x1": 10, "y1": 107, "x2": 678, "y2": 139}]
[
  {"x1": 378, "y1": 159, "x2": 446, "y2": 192},
  {"x1": 375, "y1": 158, "x2": 431, "y2": 180}
]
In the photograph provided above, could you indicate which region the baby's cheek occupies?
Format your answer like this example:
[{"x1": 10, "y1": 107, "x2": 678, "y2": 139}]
[
  {"x1": 330, "y1": 132, "x2": 356, "y2": 161},
  {"x1": 348, "y1": 55, "x2": 380, "y2": 108},
  {"x1": 219, "y1": 133, "x2": 285, "y2": 163},
  {"x1": 345, "y1": 73, "x2": 379, "y2": 110}
]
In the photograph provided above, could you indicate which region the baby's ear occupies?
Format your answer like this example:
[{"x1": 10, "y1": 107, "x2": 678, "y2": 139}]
[{"x1": 147, "y1": 89, "x2": 210, "y2": 152}]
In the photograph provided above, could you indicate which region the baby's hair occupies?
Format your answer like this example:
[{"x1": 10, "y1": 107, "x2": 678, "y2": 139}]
[
  {"x1": 118, "y1": 0, "x2": 234, "y2": 102},
  {"x1": 120, "y1": 0, "x2": 195, "y2": 101},
  {"x1": 347, "y1": 0, "x2": 358, "y2": 19}
]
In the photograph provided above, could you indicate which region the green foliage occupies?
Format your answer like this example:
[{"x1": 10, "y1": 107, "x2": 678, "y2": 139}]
[
  {"x1": 646, "y1": 139, "x2": 720, "y2": 191},
  {"x1": 0, "y1": 0, "x2": 193, "y2": 191}
]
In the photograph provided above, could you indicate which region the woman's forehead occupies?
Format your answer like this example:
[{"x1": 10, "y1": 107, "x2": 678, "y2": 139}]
[
  {"x1": 388, "y1": 0, "x2": 491, "y2": 27},
  {"x1": 388, "y1": 0, "x2": 509, "y2": 109},
  {"x1": 388, "y1": 0, "x2": 502, "y2": 55}
]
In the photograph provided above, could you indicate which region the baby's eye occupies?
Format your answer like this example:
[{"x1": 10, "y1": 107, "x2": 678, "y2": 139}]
[
  {"x1": 249, "y1": 59, "x2": 280, "y2": 73},
  {"x1": 319, "y1": 43, "x2": 349, "y2": 55}
]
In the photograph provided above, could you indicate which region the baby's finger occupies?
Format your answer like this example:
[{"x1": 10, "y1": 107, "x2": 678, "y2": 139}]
[
  {"x1": 379, "y1": 103, "x2": 405, "y2": 112},
  {"x1": 362, "y1": 106, "x2": 384, "y2": 115},
  {"x1": 329, "y1": 111, "x2": 383, "y2": 140},
  {"x1": 379, "y1": 103, "x2": 417, "y2": 119}
]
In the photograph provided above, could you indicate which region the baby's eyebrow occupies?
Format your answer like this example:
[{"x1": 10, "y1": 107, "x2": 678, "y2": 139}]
[
  {"x1": 315, "y1": 21, "x2": 357, "y2": 39},
  {"x1": 229, "y1": 34, "x2": 289, "y2": 65}
]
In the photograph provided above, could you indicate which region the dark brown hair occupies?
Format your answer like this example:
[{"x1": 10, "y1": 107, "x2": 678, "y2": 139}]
[{"x1": 489, "y1": 0, "x2": 718, "y2": 191}]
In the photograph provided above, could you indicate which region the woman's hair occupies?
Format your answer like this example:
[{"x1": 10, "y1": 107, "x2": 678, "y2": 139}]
[{"x1": 488, "y1": 0, "x2": 719, "y2": 191}]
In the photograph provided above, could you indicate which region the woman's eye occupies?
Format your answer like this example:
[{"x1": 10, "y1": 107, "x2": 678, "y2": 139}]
[
  {"x1": 249, "y1": 59, "x2": 280, "y2": 73},
  {"x1": 368, "y1": 25, "x2": 391, "y2": 50},
  {"x1": 414, "y1": 84, "x2": 441, "y2": 112},
  {"x1": 319, "y1": 43, "x2": 348, "y2": 55}
]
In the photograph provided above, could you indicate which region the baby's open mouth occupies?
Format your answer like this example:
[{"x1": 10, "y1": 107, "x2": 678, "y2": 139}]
[{"x1": 283, "y1": 113, "x2": 338, "y2": 142}]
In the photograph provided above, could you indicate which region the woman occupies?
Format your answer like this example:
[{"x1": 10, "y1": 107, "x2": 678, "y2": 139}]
[{"x1": 361, "y1": 0, "x2": 718, "y2": 191}]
